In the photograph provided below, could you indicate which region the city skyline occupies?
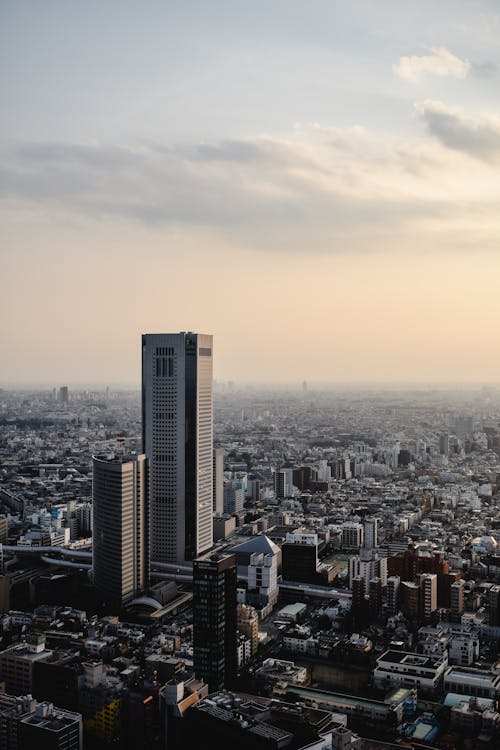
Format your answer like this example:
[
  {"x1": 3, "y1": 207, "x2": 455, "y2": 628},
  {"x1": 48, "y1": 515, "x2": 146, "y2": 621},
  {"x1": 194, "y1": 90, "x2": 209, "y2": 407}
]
[{"x1": 2, "y1": 1, "x2": 500, "y2": 385}]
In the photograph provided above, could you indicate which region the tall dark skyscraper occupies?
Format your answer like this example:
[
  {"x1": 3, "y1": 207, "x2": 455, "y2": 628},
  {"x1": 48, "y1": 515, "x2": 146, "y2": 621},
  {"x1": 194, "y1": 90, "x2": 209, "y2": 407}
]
[
  {"x1": 142, "y1": 333, "x2": 213, "y2": 565},
  {"x1": 92, "y1": 454, "x2": 149, "y2": 611},
  {"x1": 193, "y1": 552, "x2": 237, "y2": 693}
]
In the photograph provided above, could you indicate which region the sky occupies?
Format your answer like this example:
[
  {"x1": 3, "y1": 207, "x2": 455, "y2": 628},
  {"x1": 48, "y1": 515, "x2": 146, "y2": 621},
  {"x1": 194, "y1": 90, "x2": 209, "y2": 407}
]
[{"x1": 1, "y1": 0, "x2": 500, "y2": 386}]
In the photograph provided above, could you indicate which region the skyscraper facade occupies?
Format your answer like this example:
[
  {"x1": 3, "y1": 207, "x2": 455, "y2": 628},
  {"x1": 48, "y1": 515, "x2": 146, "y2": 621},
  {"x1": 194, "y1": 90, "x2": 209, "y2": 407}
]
[
  {"x1": 92, "y1": 454, "x2": 149, "y2": 611},
  {"x1": 193, "y1": 552, "x2": 237, "y2": 693},
  {"x1": 142, "y1": 333, "x2": 213, "y2": 564},
  {"x1": 212, "y1": 447, "x2": 224, "y2": 515}
]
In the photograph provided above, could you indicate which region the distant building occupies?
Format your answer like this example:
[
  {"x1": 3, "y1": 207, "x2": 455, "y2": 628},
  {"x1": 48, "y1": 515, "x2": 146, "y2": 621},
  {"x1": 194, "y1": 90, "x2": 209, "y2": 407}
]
[{"x1": 58, "y1": 386, "x2": 69, "y2": 404}]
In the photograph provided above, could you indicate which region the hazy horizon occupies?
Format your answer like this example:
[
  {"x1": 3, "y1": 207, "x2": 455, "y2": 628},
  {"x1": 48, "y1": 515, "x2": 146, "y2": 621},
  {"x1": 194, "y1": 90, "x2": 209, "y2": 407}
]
[{"x1": 2, "y1": 2, "x2": 500, "y2": 384}]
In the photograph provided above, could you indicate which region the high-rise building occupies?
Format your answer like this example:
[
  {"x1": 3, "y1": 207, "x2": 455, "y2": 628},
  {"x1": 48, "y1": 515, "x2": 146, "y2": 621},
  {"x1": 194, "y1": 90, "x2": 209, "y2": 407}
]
[
  {"x1": 488, "y1": 585, "x2": 500, "y2": 626},
  {"x1": 419, "y1": 573, "x2": 438, "y2": 624},
  {"x1": 193, "y1": 552, "x2": 237, "y2": 693},
  {"x1": 213, "y1": 447, "x2": 224, "y2": 515},
  {"x1": 450, "y1": 580, "x2": 465, "y2": 622},
  {"x1": 363, "y1": 517, "x2": 380, "y2": 550},
  {"x1": 142, "y1": 333, "x2": 213, "y2": 565},
  {"x1": 439, "y1": 434, "x2": 449, "y2": 456},
  {"x1": 223, "y1": 480, "x2": 245, "y2": 516},
  {"x1": 92, "y1": 454, "x2": 149, "y2": 611},
  {"x1": 387, "y1": 576, "x2": 401, "y2": 615}
]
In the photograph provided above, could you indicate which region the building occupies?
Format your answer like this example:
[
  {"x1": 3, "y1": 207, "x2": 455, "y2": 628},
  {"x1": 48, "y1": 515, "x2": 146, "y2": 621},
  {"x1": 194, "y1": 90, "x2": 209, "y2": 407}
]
[
  {"x1": 439, "y1": 434, "x2": 449, "y2": 455},
  {"x1": 373, "y1": 650, "x2": 448, "y2": 695},
  {"x1": 341, "y1": 522, "x2": 363, "y2": 550},
  {"x1": 237, "y1": 603, "x2": 259, "y2": 656},
  {"x1": 0, "y1": 636, "x2": 52, "y2": 695},
  {"x1": 488, "y1": 584, "x2": 500, "y2": 626},
  {"x1": 223, "y1": 480, "x2": 245, "y2": 516},
  {"x1": 213, "y1": 447, "x2": 224, "y2": 515},
  {"x1": 58, "y1": 386, "x2": 69, "y2": 404},
  {"x1": 349, "y1": 548, "x2": 387, "y2": 590},
  {"x1": 92, "y1": 454, "x2": 149, "y2": 611},
  {"x1": 450, "y1": 580, "x2": 465, "y2": 622},
  {"x1": 281, "y1": 533, "x2": 319, "y2": 584},
  {"x1": 246, "y1": 552, "x2": 278, "y2": 614},
  {"x1": 142, "y1": 332, "x2": 213, "y2": 565},
  {"x1": 420, "y1": 573, "x2": 438, "y2": 624},
  {"x1": 364, "y1": 518, "x2": 379, "y2": 550},
  {"x1": 18, "y1": 702, "x2": 82, "y2": 750},
  {"x1": 387, "y1": 576, "x2": 401, "y2": 615},
  {"x1": 369, "y1": 577, "x2": 383, "y2": 618},
  {"x1": 444, "y1": 667, "x2": 500, "y2": 700},
  {"x1": 193, "y1": 552, "x2": 237, "y2": 692}
]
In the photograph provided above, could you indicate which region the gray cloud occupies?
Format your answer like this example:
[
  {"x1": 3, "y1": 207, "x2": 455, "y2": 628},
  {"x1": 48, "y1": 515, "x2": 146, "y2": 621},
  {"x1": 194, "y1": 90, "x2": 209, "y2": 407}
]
[
  {"x1": 419, "y1": 100, "x2": 500, "y2": 161},
  {"x1": 470, "y1": 61, "x2": 497, "y2": 78},
  {"x1": 0, "y1": 131, "x2": 497, "y2": 253}
]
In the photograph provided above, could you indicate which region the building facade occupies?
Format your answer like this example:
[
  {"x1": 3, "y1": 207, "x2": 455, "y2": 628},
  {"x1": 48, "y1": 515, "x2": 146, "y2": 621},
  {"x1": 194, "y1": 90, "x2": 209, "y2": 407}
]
[
  {"x1": 142, "y1": 333, "x2": 213, "y2": 564},
  {"x1": 193, "y1": 552, "x2": 237, "y2": 693},
  {"x1": 92, "y1": 454, "x2": 149, "y2": 611}
]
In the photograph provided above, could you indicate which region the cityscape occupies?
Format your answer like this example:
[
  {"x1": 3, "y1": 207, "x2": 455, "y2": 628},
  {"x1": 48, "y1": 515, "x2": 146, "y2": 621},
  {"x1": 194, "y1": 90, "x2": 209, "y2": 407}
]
[
  {"x1": 3, "y1": 2, "x2": 500, "y2": 749},
  {"x1": 1, "y1": 341, "x2": 500, "y2": 748}
]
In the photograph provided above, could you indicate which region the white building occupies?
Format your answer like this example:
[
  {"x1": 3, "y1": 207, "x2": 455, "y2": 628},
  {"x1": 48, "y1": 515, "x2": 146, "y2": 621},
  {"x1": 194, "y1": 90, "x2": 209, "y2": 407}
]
[
  {"x1": 142, "y1": 332, "x2": 213, "y2": 564},
  {"x1": 373, "y1": 650, "x2": 448, "y2": 695}
]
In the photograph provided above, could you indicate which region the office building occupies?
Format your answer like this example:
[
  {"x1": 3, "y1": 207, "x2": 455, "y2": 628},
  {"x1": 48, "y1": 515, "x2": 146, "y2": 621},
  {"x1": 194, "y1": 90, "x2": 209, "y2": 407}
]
[
  {"x1": 281, "y1": 532, "x2": 318, "y2": 584},
  {"x1": 142, "y1": 332, "x2": 213, "y2": 564},
  {"x1": 92, "y1": 454, "x2": 149, "y2": 611},
  {"x1": 193, "y1": 552, "x2": 237, "y2": 692}
]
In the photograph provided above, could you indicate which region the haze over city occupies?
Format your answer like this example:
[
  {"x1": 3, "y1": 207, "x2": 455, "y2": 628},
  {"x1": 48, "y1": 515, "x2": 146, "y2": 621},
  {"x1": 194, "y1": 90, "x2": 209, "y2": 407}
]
[{"x1": 2, "y1": 0, "x2": 500, "y2": 384}]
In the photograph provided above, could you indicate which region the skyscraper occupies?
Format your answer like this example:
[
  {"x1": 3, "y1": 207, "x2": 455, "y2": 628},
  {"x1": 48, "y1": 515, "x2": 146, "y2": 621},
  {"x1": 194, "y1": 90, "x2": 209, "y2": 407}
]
[
  {"x1": 212, "y1": 447, "x2": 224, "y2": 515},
  {"x1": 193, "y1": 552, "x2": 237, "y2": 692},
  {"x1": 92, "y1": 454, "x2": 149, "y2": 611},
  {"x1": 142, "y1": 333, "x2": 213, "y2": 565}
]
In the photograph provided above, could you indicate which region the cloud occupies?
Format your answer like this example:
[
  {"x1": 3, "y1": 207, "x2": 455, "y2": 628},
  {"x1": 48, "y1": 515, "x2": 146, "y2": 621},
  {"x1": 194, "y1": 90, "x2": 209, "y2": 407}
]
[
  {"x1": 1, "y1": 124, "x2": 499, "y2": 254},
  {"x1": 394, "y1": 47, "x2": 471, "y2": 81},
  {"x1": 418, "y1": 100, "x2": 500, "y2": 161}
]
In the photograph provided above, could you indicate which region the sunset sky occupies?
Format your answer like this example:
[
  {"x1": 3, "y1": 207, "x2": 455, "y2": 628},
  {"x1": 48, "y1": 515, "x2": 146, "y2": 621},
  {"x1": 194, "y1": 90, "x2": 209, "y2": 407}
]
[{"x1": 2, "y1": 1, "x2": 500, "y2": 386}]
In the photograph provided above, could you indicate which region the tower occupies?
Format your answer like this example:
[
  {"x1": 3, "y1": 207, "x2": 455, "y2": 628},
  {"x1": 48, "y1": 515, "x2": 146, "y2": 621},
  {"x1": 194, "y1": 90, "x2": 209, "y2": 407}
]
[
  {"x1": 142, "y1": 333, "x2": 213, "y2": 565},
  {"x1": 419, "y1": 573, "x2": 437, "y2": 624},
  {"x1": 363, "y1": 517, "x2": 379, "y2": 550},
  {"x1": 193, "y1": 552, "x2": 237, "y2": 692},
  {"x1": 213, "y1": 447, "x2": 224, "y2": 515},
  {"x1": 92, "y1": 454, "x2": 149, "y2": 611}
]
